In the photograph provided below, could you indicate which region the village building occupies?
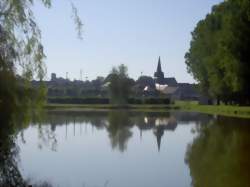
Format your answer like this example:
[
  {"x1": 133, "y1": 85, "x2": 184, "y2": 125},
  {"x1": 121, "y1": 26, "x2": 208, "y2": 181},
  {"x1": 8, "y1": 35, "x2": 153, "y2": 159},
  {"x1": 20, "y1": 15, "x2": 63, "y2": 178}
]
[
  {"x1": 140, "y1": 56, "x2": 200, "y2": 101},
  {"x1": 31, "y1": 56, "x2": 201, "y2": 100}
]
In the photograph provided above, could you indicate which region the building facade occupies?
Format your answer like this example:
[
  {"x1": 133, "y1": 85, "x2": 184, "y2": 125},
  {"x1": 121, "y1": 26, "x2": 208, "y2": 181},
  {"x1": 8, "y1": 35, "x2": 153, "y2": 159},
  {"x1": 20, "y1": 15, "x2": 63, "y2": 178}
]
[{"x1": 143, "y1": 56, "x2": 200, "y2": 100}]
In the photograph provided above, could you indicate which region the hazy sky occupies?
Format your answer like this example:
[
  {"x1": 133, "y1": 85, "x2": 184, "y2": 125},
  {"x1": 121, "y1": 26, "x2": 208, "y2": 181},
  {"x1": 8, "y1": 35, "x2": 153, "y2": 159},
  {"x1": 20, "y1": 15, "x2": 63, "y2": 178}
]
[{"x1": 34, "y1": 0, "x2": 223, "y2": 83}]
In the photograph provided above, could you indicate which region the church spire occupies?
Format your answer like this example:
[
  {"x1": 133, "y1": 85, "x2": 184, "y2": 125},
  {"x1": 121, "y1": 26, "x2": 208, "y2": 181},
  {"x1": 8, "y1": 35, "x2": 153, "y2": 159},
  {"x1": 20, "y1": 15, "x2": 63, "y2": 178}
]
[
  {"x1": 154, "y1": 56, "x2": 164, "y2": 82},
  {"x1": 157, "y1": 56, "x2": 162, "y2": 72}
]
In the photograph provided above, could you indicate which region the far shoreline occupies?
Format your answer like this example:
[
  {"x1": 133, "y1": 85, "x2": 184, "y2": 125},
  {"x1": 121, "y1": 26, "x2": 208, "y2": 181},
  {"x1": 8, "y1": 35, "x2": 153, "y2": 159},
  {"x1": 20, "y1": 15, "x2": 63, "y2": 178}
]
[{"x1": 44, "y1": 103, "x2": 250, "y2": 119}]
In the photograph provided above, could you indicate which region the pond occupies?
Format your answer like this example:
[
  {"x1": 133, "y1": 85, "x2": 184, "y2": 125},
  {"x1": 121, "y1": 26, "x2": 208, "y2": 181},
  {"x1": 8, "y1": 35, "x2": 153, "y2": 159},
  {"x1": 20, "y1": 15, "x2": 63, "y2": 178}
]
[{"x1": 1, "y1": 110, "x2": 250, "y2": 187}]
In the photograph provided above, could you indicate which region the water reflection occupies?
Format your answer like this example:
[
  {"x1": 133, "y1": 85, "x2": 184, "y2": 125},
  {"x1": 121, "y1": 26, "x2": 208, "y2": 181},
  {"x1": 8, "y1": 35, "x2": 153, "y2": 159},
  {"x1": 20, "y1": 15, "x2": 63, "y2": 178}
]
[
  {"x1": 0, "y1": 109, "x2": 28, "y2": 187},
  {"x1": 1, "y1": 110, "x2": 250, "y2": 187},
  {"x1": 0, "y1": 109, "x2": 56, "y2": 187},
  {"x1": 27, "y1": 110, "x2": 208, "y2": 153},
  {"x1": 141, "y1": 115, "x2": 177, "y2": 151},
  {"x1": 185, "y1": 116, "x2": 250, "y2": 187},
  {"x1": 107, "y1": 111, "x2": 133, "y2": 152}
]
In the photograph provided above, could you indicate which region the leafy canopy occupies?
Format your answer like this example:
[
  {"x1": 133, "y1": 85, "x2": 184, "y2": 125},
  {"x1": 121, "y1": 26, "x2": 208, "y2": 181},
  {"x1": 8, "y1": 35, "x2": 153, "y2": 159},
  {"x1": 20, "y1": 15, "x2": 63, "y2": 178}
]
[
  {"x1": 108, "y1": 64, "x2": 134, "y2": 105},
  {"x1": 185, "y1": 0, "x2": 250, "y2": 104},
  {"x1": 0, "y1": 0, "x2": 83, "y2": 115}
]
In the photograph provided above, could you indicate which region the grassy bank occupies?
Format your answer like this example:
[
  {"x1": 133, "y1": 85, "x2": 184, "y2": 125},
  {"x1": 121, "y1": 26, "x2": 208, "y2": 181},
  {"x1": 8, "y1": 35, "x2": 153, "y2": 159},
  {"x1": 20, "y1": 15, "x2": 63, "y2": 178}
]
[
  {"x1": 174, "y1": 101, "x2": 250, "y2": 118},
  {"x1": 45, "y1": 103, "x2": 178, "y2": 112},
  {"x1": 45, "y1": 102, "x2": 250, "y2": 118}
]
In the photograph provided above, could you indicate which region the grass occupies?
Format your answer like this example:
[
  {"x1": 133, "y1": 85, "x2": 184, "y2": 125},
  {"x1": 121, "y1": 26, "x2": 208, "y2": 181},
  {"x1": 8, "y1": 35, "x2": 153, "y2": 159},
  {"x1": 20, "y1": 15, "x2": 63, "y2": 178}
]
[
  {"x1": 45, "y1": 101, "x2": 250, "y2": 118},
  {"x1": 174, "y1": 100, "x2": 250, "y2": 118},
  {"x1": 45, "y1": 103, "x2": 178, "y2": 112}
]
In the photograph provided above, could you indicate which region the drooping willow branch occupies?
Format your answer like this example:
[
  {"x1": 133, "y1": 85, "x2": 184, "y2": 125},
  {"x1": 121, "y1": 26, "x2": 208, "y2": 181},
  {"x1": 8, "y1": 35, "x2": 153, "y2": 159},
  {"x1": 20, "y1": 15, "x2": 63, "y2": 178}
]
[{"x1": 0, "y1": 0, "x2": 83, "y2": 80}]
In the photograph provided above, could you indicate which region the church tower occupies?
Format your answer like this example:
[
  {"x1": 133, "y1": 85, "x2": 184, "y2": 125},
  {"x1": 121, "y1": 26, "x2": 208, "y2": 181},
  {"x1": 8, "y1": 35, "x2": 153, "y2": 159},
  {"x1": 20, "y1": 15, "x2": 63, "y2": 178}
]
[{"x1": 154, "y1": 56, "x2": 165, "y2": 84}]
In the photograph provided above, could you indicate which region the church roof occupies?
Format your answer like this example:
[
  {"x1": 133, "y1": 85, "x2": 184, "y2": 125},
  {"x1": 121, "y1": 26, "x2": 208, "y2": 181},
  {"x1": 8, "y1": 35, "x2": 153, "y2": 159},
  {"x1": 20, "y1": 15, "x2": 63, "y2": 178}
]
[{"x1": 163, "y1": 77, "x2": 178, "y2": 86}]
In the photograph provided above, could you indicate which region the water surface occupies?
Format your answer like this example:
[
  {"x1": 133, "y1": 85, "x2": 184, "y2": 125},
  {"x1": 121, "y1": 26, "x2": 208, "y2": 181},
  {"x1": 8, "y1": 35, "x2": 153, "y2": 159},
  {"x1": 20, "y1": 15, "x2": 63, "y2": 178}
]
[{"x1": 1, "y1": 110, "x2": 250, "y2": 187}]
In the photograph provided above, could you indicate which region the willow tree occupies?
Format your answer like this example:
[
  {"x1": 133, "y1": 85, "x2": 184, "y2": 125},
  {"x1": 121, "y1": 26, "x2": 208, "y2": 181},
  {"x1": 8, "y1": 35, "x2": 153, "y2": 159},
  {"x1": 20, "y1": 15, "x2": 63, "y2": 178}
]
[
  {"x1": 0, "y1": 0, "x2": 83, "y2": 113},
  {"x1": 185, "y1": 0, "x2": 250, "y2": 105}
]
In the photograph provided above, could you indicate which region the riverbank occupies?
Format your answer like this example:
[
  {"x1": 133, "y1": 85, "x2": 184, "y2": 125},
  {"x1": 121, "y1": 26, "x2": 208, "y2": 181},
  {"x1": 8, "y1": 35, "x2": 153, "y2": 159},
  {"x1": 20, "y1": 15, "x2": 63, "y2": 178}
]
[
  {"x1": 45, "y1": 102, "x2": 250, "y2": 118},
  {"x1": 45, "y1": 104, "x2": 178, "y2": 112},
  {"x1": 174, "y1": 101, "x2": 250, "y2": 119}
]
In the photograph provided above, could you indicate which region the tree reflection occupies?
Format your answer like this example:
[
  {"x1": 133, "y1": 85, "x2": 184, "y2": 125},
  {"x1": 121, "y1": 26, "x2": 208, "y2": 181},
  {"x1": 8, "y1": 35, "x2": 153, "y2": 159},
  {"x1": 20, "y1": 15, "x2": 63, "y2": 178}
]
[
  {"x1": 0, "y1": 107, "x2": 55, "y2": 187},
  {"x1": 185, "y1": 116, "x2": 250, "y2": 187},
  {"x1": 0, "y1": 122, "x2": 25, "y2": 187},
  {"x1": 1, "y1": 108, "x2": 218, "y2": 186},
  {"x1": 37, "y1": 124, "x2": 58, "y2": 151},
  {"x1": 0, "y1": 104, "x2": 31, "y2": 187},
  {"x1": 107, "y1": 111, "x2": 133, "y2": 152},
  {"x1": 29, "y1": 111, "x2": 209, "y2": 153}
]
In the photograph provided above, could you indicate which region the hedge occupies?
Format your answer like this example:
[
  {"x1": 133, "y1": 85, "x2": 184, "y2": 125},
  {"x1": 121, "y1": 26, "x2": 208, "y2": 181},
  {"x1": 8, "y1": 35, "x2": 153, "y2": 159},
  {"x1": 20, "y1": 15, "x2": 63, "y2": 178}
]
[
  {"x1": 47, "y1": 97, "x2": 170, "y2": 105},
  {"x1": 47, "y1": 98, "x2": 109, "y2": 104}
]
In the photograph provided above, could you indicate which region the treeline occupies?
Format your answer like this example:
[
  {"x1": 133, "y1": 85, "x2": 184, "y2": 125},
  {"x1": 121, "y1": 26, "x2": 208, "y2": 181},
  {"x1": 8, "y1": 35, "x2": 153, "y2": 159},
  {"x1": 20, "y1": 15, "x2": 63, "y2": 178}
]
[
  {"x1": 46, "y1": 76, "x2": 107, "y2": 98},
  {"x1": 46, "y1": 64, "x2": 167, "y2": 105},
  {"x1": 185, "y1": 0, "x2": 250, "y2": 105},
  {"x1": 47, "y1": 97, "x2": 170, "y2": 105}
]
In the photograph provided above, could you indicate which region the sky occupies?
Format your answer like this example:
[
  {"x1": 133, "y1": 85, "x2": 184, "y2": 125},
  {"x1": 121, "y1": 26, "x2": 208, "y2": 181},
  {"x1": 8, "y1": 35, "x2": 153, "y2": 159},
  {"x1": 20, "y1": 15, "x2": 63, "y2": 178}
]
[{"x1": 33, "y1": 0, "x2": 223, "y2": 83}]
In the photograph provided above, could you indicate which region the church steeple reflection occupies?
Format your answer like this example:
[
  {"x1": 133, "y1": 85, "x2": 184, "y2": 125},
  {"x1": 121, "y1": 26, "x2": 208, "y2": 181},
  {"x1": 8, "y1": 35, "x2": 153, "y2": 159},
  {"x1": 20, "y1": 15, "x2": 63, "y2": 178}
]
[
  {"x1": 154, "y1": 126, "x2": 164, "y2": 152},
  {"x1": 139, "y1": 115, "x2": 178, "y2": 152}
]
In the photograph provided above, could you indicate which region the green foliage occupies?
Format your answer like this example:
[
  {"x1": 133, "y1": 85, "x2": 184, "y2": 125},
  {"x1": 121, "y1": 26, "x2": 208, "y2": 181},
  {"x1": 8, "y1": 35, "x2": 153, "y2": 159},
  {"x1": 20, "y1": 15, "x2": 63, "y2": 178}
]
[
  {"x1": 47, "y1": 97, "x2": 171, "y2": 105},
  {"x1": 0, "y1": 0, "x2": 82, "y2": 118},
  {"x1": 143, "y1": 98, "x2": 170, "y2": 105},
  {"x1": 48, "y1": 97, "x2": 109, "y2": 104},
  {"x1": 185, "y1": 0, "x2": 250, "y2": 104},
  {"x1": 0, "y1": 0, "x2": 50, "y2": 80},
  {"x1": 47, "y1": 76, "x2": 107, "y2": 98},
  {"x1": 108, "y1": 64, "x2": 134, "y2": 104}
]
